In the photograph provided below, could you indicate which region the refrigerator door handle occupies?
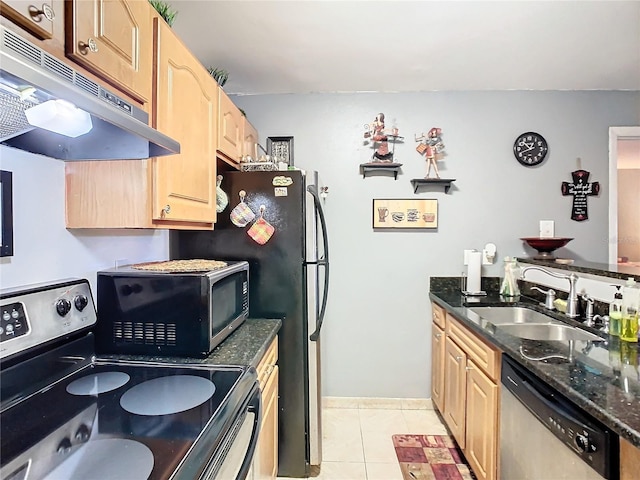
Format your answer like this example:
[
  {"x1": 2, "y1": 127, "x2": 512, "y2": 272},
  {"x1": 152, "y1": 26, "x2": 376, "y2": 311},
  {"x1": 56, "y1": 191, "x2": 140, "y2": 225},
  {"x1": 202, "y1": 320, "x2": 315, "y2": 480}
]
[
  {"x1": 307, "y1": 184, "x2": 330, "y2": 342},
  {"x1": 310, "y1": 261, "x2": 329, "y2": 342}
]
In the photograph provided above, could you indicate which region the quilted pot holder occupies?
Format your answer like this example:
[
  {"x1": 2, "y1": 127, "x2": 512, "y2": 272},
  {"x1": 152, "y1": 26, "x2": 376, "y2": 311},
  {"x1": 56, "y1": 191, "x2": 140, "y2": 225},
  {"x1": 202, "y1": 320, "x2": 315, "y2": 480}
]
[
  {"x1": 230, "y1": 190, "x2": 255, "y2": 227},
  {"x1": 247, "y1": 205, "x2": 275, "y2": 245},
  {"x1": 216, "y1": 175, "x2": 229, "y2": 213}
]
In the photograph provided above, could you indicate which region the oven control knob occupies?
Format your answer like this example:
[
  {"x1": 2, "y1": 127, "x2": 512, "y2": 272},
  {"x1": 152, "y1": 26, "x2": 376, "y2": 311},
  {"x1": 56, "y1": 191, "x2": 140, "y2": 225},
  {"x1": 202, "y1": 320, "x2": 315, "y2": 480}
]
[
  {"x1": 75, "y1": 424, "x2": 90, "y2": 443},
  {"x1": 55, "y1": 299, "x2": 72, "y2": 317},
  {"x1": 2, "y1": 312, "x2": 10, "y2": 321},
  {"x1": 575, "y1": 433, "x2": 590, "y2": 452},
  {"x1": 56, "y1": 437, "x2": 72, "y2": 455},
  {"x1": 74, "y1": 295, "x2": 89, "y2": 312}
]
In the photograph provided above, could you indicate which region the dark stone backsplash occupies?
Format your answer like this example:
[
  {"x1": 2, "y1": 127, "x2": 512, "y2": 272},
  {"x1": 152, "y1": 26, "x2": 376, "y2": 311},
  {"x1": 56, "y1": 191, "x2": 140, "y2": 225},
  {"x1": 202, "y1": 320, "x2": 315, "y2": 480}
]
[{"x1": 430, "y1": 276, "x2": 609, "y2": 321}]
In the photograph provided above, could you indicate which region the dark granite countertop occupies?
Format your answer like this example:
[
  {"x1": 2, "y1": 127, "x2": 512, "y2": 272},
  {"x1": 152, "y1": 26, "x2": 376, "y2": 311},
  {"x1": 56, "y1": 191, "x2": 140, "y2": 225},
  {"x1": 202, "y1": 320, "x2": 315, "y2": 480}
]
[
  {"x1": 98, "y1": 318, "x2": 282, "y2": 369},
  {"x1": 517, "y1": 257, "x2": 640, "y2": 282},
  {"x1": 429, "y1": 280, "x2": 640, "y2": 449}
]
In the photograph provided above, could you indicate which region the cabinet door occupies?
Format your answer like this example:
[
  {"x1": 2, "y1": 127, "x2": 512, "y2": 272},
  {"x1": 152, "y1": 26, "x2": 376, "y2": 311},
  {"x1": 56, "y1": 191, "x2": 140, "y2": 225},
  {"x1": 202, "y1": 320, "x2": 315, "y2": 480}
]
[
  {"x1": 218, "y1": 88, "x2": 243, "y2": 165},
  {"x1": 443, "y1": 337, "x2": 466, "y2": 448},
  {"x1": 465, "y1": 360, "x2": 498, "y2": 480},
  {"x1": 243, "y1": 118, "x2": 258, "y2": 162},
  {"x1": 255, "y1": 365, "x2": 278, "y2": 480},
  {"x1": 431, "y1": 323, "x2": 445, "y2": 412},
  {"x1": 66, "y1": 0, "x2": 152, "y2": 104},
  {"x1": 152, "y1": 19, "x2": 217, "y2": 224},
  {"x1": 1, "y1": 0, "x2": 56, "y2": 39}
]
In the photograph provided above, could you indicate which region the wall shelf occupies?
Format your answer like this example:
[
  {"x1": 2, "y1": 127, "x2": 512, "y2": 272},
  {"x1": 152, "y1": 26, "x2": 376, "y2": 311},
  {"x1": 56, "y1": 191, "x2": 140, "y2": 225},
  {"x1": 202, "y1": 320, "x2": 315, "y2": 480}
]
[
  {"x1": 360, "y1": 163, "x2": 403, "y2": 180},
  {"x1": 410, "y1": 178, "x2": 456, "y2": 193}
]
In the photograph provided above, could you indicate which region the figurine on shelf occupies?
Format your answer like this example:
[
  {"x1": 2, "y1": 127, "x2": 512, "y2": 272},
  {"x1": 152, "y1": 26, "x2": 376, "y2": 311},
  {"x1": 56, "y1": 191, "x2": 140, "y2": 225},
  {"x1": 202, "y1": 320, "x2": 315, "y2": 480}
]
[
  {"x1": 415, "y1": 127, "x2": 445, "y2": 178},
  {"x1": 364, "y1": 113, "x2": 394, "y2": 162}
]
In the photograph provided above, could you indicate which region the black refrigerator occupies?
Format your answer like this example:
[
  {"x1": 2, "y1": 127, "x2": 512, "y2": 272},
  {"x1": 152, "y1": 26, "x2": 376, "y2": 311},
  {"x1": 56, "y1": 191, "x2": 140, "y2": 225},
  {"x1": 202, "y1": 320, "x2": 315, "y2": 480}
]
[{"x1": 169, "y1": 169, "x2": 329, "y2": 478}]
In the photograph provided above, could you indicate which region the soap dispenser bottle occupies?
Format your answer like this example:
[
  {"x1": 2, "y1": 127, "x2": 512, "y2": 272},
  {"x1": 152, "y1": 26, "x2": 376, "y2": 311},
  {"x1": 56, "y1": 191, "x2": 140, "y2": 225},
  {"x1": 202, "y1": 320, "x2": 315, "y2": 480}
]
[
  {"x1": 609, "y1": 285, "x2": 623, "y2": 337},
  {"x1": 620, "y1": 278, "x2": 640, "y2": 343}
]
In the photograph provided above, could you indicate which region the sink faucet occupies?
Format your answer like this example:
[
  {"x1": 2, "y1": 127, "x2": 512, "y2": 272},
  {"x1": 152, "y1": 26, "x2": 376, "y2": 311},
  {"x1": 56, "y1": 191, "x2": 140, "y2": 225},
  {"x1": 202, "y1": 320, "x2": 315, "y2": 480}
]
[{"x1": 520, "y1": 266, "x2": 580, "y2": 319}]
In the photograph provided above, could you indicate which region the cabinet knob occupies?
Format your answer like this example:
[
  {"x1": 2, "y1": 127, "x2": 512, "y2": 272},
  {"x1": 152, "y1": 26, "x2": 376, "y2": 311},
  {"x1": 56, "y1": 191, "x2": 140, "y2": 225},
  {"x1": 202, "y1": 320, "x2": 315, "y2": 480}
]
[
  {"x1": 435, "y1": 333, "x2": 442, "y2": 339},
  {"x1": 78, "y1": 38, "x2": 98, "y2": 54},
  {"x1": 465, "y1": 365, "x2": 474, "y2": 371},
  {"x1": 161, "y1": 204, "x2": 171, "y2": 217},
  {"x1": 30, "y1": 3, "x2": 55, "y2": 22},
  {"x1": 455, "y1": 356, "x2": 463, "y2": 361}
]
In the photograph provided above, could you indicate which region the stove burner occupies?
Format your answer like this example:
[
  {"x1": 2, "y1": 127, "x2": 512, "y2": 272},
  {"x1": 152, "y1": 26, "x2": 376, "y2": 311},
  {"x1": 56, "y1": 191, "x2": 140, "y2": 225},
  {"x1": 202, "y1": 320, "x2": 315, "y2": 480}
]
[
  {"x1": 120, "y1": 375, "x2": 216, "y2": 416},
  {"x1": 43, "y1": 438, "x2": 153, "y2": 480},
  {"x1": 66, "y1": 372, "x2": 130, "y2": 396}
]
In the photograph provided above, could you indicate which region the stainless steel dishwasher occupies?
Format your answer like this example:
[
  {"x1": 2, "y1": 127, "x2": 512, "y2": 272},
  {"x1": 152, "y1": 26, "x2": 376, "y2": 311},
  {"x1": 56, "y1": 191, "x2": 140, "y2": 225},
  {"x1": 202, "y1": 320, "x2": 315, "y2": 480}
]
[{"x1": 500, "y1": 355, "x2": 619, "y2": 479}]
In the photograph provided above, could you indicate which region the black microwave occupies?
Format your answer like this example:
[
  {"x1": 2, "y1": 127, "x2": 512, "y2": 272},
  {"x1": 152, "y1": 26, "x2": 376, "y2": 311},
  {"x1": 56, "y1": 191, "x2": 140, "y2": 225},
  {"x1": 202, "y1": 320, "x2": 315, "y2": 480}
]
[{"x1": 95, "y1": 261, "x2": 249, "y2": 357}]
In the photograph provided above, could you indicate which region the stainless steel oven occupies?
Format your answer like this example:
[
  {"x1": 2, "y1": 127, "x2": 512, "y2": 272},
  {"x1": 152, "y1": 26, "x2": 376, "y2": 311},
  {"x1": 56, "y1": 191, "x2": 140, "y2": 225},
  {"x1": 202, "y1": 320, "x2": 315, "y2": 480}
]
[
  {"x1": 1, "y1": 279, "x2": 260, "y2": 480},
  {"x1": 500, "y1": 355, "x2": 618, "y2": 479}
]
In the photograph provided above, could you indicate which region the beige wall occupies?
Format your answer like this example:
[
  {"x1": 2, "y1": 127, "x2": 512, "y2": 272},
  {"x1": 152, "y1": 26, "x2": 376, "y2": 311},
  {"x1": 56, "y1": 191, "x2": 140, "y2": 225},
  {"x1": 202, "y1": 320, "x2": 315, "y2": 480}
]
[{"x1": 618, "y1": 169, "x2": 640, "y2": 262}]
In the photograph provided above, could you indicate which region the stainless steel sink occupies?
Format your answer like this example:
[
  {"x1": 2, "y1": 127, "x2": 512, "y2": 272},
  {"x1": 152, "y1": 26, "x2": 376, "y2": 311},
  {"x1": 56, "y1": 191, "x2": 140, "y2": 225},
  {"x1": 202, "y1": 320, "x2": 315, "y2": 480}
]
[
  {"x1": 468, "y1": 306, "x2": 560, "y2": 325},
  {"x1": 494, "y1": 323, "x2": 604, "y2": 342}
]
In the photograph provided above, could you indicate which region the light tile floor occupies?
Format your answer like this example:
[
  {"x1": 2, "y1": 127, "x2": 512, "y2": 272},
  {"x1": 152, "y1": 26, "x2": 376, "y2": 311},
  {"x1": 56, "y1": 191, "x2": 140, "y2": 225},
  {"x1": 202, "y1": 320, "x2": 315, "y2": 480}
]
[{"x1": 278, "y1": 403, "x2": 449, "y2": 480}]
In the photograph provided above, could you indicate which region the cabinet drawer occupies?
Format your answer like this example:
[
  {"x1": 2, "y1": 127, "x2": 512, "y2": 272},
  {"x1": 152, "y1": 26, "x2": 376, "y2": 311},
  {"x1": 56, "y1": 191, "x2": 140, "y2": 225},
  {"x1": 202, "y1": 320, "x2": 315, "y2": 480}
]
[
  {"x1": 432, "y1": 302, "x2": 446, "y2": 329},
  {"x1": 256, "y1": 337, "x2": 278, "y2": 388},
  {"x1": 446, "y1": 313, "x2": 499, "y2": 381}
]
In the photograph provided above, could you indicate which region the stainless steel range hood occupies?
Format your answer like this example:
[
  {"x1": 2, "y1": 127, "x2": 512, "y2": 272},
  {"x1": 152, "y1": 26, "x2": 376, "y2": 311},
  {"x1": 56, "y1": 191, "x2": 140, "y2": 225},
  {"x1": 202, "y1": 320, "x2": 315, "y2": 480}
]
[{"x1": 0, "y1": 26, "x2": 180, "y2": 161}]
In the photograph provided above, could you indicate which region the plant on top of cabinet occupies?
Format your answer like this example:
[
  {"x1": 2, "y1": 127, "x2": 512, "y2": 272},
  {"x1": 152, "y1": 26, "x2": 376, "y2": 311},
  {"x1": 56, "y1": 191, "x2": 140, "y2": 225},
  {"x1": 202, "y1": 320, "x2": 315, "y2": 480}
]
[
  {"x1": 148, "y1": 0, "x2": 177, "y2": 27},
  {"x1": 208, "y1": 67, "x2": 229, "y2": 87}
]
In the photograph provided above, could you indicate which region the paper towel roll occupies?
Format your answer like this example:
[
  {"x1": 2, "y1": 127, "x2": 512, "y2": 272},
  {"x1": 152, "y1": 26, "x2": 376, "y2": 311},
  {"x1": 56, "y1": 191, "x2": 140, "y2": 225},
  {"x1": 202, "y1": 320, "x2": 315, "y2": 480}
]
[{"x1": 467, "y1": 251, "x2": 482, "y2": 293}]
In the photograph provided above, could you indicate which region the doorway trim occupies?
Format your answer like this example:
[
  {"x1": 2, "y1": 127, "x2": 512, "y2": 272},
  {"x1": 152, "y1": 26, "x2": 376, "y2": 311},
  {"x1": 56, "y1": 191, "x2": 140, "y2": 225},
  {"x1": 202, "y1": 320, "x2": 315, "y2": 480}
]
[{"x1": 608, "y1": 126, "x2": 640, "y2": 264}]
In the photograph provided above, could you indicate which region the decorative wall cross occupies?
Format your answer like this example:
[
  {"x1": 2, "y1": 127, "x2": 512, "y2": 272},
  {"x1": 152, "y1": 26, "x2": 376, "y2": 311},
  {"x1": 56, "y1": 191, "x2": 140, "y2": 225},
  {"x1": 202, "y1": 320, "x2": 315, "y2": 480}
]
[{"x1": 561, "y1": 169, "x2": 600, "y2": 221}]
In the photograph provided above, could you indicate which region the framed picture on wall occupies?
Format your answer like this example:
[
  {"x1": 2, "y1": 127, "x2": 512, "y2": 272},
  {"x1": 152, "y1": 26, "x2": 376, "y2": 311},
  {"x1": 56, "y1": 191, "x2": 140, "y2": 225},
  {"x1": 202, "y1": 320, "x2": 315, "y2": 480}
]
[
  {"x1": 373, "y1": 198, "x2": 438, "y2": 229},
  {"x1": 267, "y1": 136, "x2": 294, "y2": 167}
]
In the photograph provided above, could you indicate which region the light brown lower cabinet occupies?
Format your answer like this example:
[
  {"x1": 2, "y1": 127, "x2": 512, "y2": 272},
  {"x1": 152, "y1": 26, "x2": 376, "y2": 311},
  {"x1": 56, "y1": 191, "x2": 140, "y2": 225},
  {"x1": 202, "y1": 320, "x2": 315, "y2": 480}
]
[
  {"x1": 253, "y1": 337, "x2": 279, "y2": 480},
  {"x1": 434, "y1": 307, "x2": 500, "y2": 480},
  {"x1": 621, "y1": 436, "x2": 640, "y2": 480}
]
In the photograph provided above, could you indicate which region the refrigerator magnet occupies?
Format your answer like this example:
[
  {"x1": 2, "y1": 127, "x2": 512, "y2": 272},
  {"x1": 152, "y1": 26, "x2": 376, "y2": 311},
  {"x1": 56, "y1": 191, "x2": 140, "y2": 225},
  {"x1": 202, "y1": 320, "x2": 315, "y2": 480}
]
[
  {"x1": 272, "y1": 176, "x2": 293, "y2": 187},
  {"x1": 274, "y1": 187, "x2": 288, "y2": 197}
]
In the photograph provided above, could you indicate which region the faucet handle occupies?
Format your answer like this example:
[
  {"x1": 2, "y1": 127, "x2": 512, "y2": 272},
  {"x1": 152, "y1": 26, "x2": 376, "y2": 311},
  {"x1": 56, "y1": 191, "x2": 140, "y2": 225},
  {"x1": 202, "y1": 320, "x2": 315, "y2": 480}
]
[{"x1": 531, "y1": 286, "x2": 556, "y2": 310}]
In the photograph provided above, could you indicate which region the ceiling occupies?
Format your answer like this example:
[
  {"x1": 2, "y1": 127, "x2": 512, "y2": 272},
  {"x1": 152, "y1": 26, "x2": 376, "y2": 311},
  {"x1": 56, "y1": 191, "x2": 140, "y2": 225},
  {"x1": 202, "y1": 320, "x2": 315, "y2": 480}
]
[{"x1": 171, "y1": 0, "x2": 640, "y2": 96}]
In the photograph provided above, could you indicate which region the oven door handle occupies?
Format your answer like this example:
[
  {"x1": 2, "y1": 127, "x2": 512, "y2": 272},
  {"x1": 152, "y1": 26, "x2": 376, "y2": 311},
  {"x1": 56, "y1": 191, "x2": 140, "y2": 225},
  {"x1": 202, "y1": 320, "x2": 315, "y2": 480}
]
[{"x1": 235, "y1": 389, "x2": 262, "y2": 480}]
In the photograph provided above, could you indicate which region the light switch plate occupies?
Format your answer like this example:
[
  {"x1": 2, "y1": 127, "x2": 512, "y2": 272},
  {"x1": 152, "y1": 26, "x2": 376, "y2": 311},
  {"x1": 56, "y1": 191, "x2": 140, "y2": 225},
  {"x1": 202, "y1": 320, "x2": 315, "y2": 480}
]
[{"x1": 539, "y1": 220, "x2": 554, "y2": 238}]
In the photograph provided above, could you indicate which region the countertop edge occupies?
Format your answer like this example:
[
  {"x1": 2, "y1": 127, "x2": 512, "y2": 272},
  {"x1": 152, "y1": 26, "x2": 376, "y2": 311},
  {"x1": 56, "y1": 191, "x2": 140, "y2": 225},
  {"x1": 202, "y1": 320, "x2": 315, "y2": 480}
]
[{"x1": 98, "y1": 318, "x2": 282, "y2": 369}]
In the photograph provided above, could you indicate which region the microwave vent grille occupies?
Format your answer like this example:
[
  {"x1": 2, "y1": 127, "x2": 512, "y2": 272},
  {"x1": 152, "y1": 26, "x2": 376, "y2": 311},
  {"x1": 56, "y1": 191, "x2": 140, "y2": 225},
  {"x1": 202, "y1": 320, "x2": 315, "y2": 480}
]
[{"x1": 113, "y1": 321, "x2": 176, "y2": 346}]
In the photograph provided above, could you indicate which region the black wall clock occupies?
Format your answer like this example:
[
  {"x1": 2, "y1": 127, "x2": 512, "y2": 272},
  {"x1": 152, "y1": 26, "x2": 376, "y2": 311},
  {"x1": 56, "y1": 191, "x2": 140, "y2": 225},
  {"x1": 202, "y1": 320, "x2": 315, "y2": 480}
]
[{"x1": 513, "y1": 132, "x2": 548, "y2": 166}]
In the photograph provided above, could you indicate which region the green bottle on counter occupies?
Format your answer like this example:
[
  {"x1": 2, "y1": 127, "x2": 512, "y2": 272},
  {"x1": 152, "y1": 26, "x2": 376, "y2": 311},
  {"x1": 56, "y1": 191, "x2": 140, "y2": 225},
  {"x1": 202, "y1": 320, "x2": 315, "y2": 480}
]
[
  {"x1": 609, "y1": 285, "x2": 623, "y2": 337},
  {"x1": 620, "y1": 278, "x2": 639, "y2": 343}
]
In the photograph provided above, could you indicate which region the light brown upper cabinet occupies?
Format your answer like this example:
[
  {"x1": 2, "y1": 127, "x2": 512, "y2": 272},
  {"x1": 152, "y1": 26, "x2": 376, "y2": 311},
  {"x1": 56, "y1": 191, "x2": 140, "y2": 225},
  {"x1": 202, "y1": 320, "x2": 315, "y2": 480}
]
[
  {"x1": 243, "y1": 118, "x2": 259, "y2": 163},
  {"x1": 217, "y1": 88, "x2": 244, "y2": 168},
  {"x1": 1, "y1": 0, "x2": 57, "y2": 39},
  {"x1": 65, "y1": 17, "x2": 218, "y2": 230},
  {"x1": 65, "y1": 0, "x2": 152, "y2": 105},
  {"x1": 152, "y1": 17, "x2": 218, "y2": 225}
]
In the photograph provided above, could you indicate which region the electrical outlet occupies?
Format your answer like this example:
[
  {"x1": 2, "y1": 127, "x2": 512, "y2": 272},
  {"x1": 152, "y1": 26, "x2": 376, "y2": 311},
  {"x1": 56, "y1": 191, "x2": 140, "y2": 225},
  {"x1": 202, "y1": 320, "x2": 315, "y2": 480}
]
[
  {"x1": 539, "y1": 220, "x2": 554, "y2": 238},
  {"x1": 114, "y1": 258, "x2": 129, "y2": 268}
]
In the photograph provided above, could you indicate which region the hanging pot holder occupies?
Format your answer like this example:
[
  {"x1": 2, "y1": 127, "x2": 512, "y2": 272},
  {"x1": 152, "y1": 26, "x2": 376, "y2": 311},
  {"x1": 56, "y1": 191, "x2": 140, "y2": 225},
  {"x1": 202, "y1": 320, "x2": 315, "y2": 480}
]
[
  {"x1": 247, "y1": 205, "x2": 275, "y2": 245},
  {"x1": 216, "y1": 175, "x2": 229, "y2": 213},
  {"x1": 230, "y1": 190, "x2": 255, "y2": 227}
]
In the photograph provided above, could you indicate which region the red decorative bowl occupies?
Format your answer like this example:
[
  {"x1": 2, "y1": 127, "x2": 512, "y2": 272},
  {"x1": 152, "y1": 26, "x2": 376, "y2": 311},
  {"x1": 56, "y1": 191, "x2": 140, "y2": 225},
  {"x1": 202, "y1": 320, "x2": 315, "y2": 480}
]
[{"x1": 521, "y1": 237, "x2": 574, "y2": 260}]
